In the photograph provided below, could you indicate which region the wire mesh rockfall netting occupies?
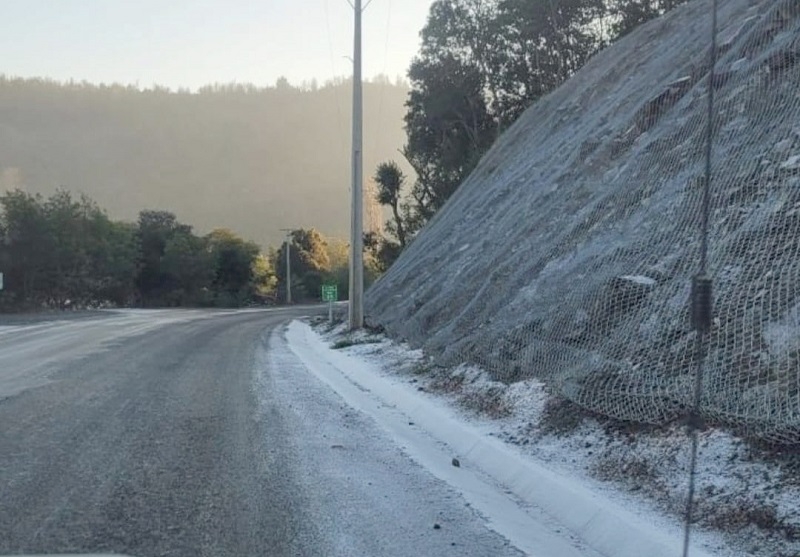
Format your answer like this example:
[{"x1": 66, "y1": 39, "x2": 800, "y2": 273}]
[{"x1": 365, "y1": 0, "x2": 800, "y2": 443}]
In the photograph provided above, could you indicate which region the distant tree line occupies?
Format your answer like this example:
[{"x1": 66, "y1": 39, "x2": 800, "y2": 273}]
[
  {"x1": 0, "y1": 186, "x2": 384, "y2": 310},
  {"x1": 0, "y1": 189, "x2": 276, "y2": 310},
  {"x1": 370, "y1": 0, "x2": 688, "y2": 269}
]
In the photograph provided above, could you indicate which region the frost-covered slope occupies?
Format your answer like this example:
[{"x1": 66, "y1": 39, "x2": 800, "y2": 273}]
[{"x1": 366, "y1": 0, "x2": 800, "y2": 441}]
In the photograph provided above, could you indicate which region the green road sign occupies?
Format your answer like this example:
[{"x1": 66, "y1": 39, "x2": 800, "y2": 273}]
[{"x1": 322, "y1": 284, "x2": 338, "y2": 302}]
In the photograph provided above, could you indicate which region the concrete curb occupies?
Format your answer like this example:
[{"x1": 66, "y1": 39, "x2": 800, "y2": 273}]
[{"x1": 287, "y1": 321, "x2": 717, "y2": 557}]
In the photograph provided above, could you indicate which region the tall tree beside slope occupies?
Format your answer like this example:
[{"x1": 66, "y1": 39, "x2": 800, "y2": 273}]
[
  {"x1": 495, "y1": 0, "x2": 606, "y2": 124},
  {"x1": 402, "y1": 0, "x2": 500, "y2": 224},
  {"x1": 405, "y1": 54, "x2": 497, "y2": 219},
  {"x1": 365, "y1": 162, "x2": 412, "y2": 272},
  {"x1": 610, "y1": 0, "x2": 689, "y2": 37},
  {"x1": 375, "y1": 162, "x2": 408, "y2": 249},
  {"x1": 395, "y1": 0, "x2": 690, "y2": 245}
]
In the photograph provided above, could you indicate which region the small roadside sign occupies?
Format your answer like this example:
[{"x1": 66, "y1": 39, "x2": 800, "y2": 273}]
[
  {"x1": 322, "y1": 284, "x2": 338, "y2": 302},
  {"x1": 322, "y1": 284, "x2": 338, "y2": 322}
]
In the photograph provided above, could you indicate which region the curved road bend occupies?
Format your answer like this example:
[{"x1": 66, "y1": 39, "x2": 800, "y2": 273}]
[{"x1": 0, "y1": 308, "x2": 521, "y2": 557}]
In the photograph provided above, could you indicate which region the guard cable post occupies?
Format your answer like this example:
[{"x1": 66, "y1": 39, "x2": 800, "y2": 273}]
[{"x1": 682, "y1": 1, "x2": 719, "y2": 555}]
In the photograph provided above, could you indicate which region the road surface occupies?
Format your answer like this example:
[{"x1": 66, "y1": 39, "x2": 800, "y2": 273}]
[{"x1": 0, "y1": 309, "x2": 521, "y2": 557}]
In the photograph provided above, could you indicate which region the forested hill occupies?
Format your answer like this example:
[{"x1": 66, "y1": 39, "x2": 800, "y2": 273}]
[{"x1": 0, "y1": 75, "x2": 409, "y2": 247}]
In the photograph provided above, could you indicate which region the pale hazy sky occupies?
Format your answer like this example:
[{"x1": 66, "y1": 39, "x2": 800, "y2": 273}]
[{"x1": 0, "y1": 0, "x2": 434, "y2": 90}]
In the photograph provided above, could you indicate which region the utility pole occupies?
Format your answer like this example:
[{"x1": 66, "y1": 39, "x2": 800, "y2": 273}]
[
  {"x1": 280, "y1": 228, "x2": 293, "y2": 304},
  {"x1": 349, "y1": 0, "x2": 365, "y2": 329}
]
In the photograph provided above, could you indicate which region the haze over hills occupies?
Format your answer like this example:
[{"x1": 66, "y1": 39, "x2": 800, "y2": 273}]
[{"x1": 0, "y1": 75, "x2": 409, "y2": 247}]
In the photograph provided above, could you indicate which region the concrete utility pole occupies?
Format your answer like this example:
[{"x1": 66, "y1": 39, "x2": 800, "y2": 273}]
[
  {"x1": 280, "y1": 228, "x2": 293, "y2": 304},
  {"x1": 349, "y1": 0, "x2": 365, "y2": 330}
]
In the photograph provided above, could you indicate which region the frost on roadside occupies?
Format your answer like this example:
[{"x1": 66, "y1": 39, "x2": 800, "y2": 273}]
[{"x1": 309, "y1": 317, "x2": 800, "y2": 557}]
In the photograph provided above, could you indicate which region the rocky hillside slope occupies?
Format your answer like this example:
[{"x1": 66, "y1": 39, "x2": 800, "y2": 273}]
[{"x1": 366, "y1": 0, "x2": 800, "y2": 442}]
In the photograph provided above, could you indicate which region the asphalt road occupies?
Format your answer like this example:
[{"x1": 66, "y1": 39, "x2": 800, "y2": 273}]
[{"x1": 0, "y1": 309, "x2": 521, "y2": 557}]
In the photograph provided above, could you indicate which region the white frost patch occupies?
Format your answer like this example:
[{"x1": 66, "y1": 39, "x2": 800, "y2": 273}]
[
  {"x1": 763, "y1": 321, "x2": 798, "y2": 357},
  {"x1": 502, "y1": 377, "x2": 549, "y2": 425},
  {"x1": 290, "y1": 320, "x2": 723, "y2": 557},
  {"x1": 528, "y1": 423, "x2": 800, "y2": 555},
  {"x1": 780, "y1": 155, "x2": 800, "y2": 170},
  {"x1": 619, "y1": 275, "x2": 657, "y2": 286},
  {"x1": 763, "y1": 302, "x2": 800, "y2": 357}
]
